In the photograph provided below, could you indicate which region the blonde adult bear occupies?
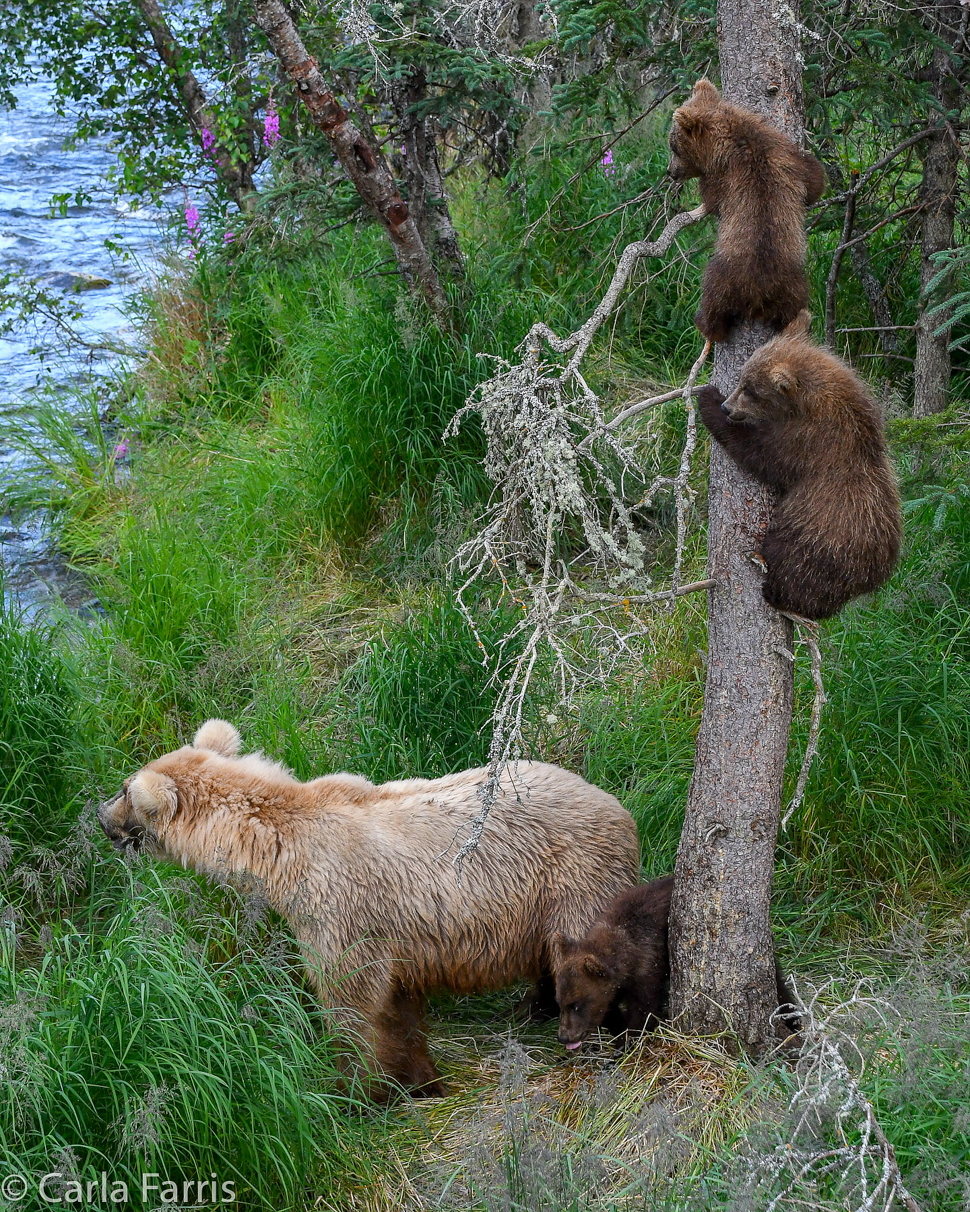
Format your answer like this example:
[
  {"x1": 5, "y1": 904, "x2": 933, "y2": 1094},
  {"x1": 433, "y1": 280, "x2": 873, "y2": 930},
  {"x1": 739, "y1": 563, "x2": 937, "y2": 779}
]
[{"x1": 98, "y1": 720, "x2": 640, "y2": 1099}]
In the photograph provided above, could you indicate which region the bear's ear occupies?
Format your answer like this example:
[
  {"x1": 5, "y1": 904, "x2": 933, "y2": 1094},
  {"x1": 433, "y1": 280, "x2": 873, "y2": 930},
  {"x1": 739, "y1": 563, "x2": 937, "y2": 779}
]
[
  {"x1": 193, "y1": 718, "x2": 242, "y2": 757},
  {"x1": 691, "y1": 78, "x2": 721, "y2": 106},
  {"x1": 769, "y1": 366, "x2": 798, "y2": 395},
  {"x1": 781, "y1": 310, "x2": 812, "y2": 342},
  {"x1": 129, "y1": 770, "x2": 178, "y2": 821},
  {"x1": 673, "y1": 107, "x2": 706, "y2": 135},
  {"x1": 583, "y1": 955, "x2": 609, "y2": 980}
]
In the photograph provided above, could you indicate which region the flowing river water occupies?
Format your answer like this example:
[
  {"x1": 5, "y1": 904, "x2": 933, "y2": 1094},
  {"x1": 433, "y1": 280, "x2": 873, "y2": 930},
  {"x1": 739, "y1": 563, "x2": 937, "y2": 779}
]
[{"x1": 0, "y1": 79, "x2": 168, "y2": 616}]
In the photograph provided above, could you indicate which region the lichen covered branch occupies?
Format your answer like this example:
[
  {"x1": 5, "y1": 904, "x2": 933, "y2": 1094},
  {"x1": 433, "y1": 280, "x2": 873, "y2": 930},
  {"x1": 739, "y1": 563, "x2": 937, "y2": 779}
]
[
  {"x1": 444, "y1": 207, "x2": 709, "y2": 871},
  {"x1": 748, "y1": 980, "x2": 923, "y2": 1212}
]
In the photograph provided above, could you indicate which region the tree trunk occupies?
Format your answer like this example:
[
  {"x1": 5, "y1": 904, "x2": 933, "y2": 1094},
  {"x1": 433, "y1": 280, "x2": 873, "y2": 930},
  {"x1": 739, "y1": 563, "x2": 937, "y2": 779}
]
[
  {"x1": 226, "y1": 0, "x2": 258, "y2": 187},
  {"x1": 396, "y1": 71, "x2": 464, "y2": 276},
  {"x1": 914, "y1": 2, "x2": 964, "y2": 417},
  {"x1": 668, "y1": 0, "x2": 802, "y2": 1052},
  {"x1": 849, "y1": 241, "x2": 900, "y2": 357},
  {"x1": 252, "y1": 0, "x2": 453, "y2": 329},
  {"x1": 136, "y1": 0, "x2": 257, "y2": 209}
]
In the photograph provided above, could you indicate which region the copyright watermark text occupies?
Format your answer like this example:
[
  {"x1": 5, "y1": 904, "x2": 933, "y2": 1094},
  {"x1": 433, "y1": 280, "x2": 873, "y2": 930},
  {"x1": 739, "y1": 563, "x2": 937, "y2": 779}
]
[{"x1": 1, "y1": 1172, "x2": 236, "y2": 1206}]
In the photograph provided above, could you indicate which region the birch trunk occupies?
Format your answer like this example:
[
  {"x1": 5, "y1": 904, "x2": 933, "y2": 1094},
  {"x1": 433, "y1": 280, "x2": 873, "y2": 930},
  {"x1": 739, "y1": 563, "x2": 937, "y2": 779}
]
[
  {"x1": 668, "y1": 0, "x2": 802, "y2": 1050},
  {"x1": 252, "y1": 0, "x2": 453, "y2": 328}
]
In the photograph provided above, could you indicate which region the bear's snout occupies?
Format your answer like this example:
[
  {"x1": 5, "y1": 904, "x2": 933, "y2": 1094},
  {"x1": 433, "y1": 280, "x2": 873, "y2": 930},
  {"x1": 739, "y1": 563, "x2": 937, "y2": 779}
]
[
  {"x1": 719, "y1": 386, "x2": 749, "y2": 421},
  {"x1": 97, "y1": 795, "x2": 145, "y2": 851}
]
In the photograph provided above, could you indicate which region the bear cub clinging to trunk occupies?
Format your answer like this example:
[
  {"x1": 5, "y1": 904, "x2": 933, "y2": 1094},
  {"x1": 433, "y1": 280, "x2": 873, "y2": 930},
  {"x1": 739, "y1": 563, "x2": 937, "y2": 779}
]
[
  {"x1": 553, "y1": 875, "x2": 801, "y2": 1049},
  {"x1": 697, "y1": 311, "x2": 902, "y2": 620},
  {"x1": 668, "y1": 78, "x2": 826, "y2": 343}
]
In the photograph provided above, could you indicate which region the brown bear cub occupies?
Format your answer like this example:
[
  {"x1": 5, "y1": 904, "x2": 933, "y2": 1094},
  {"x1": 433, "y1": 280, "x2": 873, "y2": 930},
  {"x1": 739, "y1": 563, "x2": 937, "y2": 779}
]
[
  {"x1": 698, "y1": 311, "x2": 902, "y2": 620},
  {"x1": 668, "y1": 78, "x2": 826, "y2": 343},
  {"x1": 553, "y1": 875, "x2": 800, "y2": 1049}
]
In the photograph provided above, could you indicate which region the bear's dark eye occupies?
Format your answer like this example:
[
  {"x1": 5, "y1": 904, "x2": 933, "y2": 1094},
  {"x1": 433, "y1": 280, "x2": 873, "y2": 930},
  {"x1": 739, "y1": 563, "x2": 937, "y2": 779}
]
[{"x1": 570, "y1": 1003, "x2": 582, "y2": 1013}]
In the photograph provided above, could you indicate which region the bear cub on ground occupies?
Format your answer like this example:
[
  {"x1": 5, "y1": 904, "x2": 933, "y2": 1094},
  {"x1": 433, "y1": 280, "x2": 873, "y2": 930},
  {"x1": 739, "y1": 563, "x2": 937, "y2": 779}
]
[
  {"x1": 698, "y1": 311, "x2": 902, "y2": 620},
  {"x1": 669, "y1": 78, "x2": 826, "y2": 343},
  {"x1": 553, "y1": 875, "x2": 800, "y2": 1049}
]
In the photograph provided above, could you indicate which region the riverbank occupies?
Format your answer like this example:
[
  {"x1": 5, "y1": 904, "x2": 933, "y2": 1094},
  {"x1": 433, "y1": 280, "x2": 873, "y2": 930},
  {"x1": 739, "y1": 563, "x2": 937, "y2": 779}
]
[
  {"x1": 0, "y1": 77, "x2": 169, "y2": 615},
  {"x1": 1, "y1": 140, "x2": 969, "y2": 1209}
]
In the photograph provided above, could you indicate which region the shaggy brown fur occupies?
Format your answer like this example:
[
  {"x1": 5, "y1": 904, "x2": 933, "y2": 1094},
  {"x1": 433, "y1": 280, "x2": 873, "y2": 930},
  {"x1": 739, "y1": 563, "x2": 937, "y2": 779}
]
[
  {"x1": 97, "y1": 720, "x2": 640, "y2": 1100},
  {"x1": 698, "y1": 311, "x2": 902, "y2": 620},
  {"x1": 553, "y1": 875, "x2": 800, "y2": 1048},
  {"x1": 554, "y1": 876, "x2": 672, "y2": 1048},
  {"x1": 669, "y1": 78, "x2": 826, "y2": 343}
]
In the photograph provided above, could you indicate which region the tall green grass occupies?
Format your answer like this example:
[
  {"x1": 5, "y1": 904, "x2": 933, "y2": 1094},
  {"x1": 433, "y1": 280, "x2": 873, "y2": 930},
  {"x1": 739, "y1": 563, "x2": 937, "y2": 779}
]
[
  {"x1": 0, "y1": 597, "x2": 86, "y2": 854},
  {"x1": 0, "y1": 869, "x2": 368, "y2": 1211},
  {"x1": 326, "y1": 595, "x2": 517, "y2": 781},
  {"x1": 0, "y1": 119, "x2": 967, "y2": 1211}
]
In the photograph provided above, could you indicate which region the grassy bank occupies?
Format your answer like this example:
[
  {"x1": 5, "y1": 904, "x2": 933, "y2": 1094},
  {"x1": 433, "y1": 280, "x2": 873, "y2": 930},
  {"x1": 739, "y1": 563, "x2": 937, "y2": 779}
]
[{"x1": 0, "y1": 129, "x2": 968, "y2": 1209}]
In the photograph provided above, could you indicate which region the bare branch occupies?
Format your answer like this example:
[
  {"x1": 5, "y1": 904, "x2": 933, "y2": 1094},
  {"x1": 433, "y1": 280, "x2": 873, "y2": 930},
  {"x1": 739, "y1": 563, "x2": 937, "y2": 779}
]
[
  {"x1": 575, "y1": 578, "x2": 715, "y2": 604},
  {"x1": 600, "y1": 384, "x2": 703, "y2": 436},
  {"x1": 443, "y1": 206, "x2": 709, "y2": 874},
  {"x1": 822, "y1": 128, "x2": 936, "y2": 205},
  {"x1": 748, "y1": 979, "x2": 924, "y2": 1212},
  {"x1": 522, "y1": 91, "x2": 679, "y2": 241},
  {"x1": 779, "y1": 617, "x2": 827, "y2": 829},
  {"x1": 825, "y1": 170, "x2": 858, "y2": 347},
  {"x1": 521, "y1": 205, "x2": 706, "y2": 371},
  {"x1": 836, "y1": 325, "x2": 916, "y2": 334}
]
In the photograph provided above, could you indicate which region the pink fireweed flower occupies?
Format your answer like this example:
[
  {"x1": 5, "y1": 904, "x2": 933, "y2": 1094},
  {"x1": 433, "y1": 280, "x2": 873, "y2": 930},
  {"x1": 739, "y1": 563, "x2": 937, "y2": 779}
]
[
  {"x1": 184, "y1": 201, "x2": 203, "y2": 260},
  {"x1": 264, "y1": 106, "x2": 280, "y2": 147},
  {"x1": 601, "y1": 148, "x2": 615, "y2": 178},
  {"x1": 201, "y1": 126, "x2": 216, "y2": 157},
  {"x1": 114, "y1": 439, "x2": 129, "y2": 458},
  {"x1": 223, "y1": 231, "x2": 235, "y2": 245}
]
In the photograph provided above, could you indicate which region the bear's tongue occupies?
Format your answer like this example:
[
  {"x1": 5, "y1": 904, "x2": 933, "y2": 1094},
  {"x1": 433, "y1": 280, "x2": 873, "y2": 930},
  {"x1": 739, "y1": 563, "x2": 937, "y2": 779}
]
[{"x1": 565, "y1": 1042, "x2": 582, "y2": 1051}]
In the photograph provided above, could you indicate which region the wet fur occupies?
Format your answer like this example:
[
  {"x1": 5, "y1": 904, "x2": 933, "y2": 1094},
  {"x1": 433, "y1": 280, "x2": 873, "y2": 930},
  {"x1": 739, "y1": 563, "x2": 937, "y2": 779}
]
[
  {"x1": 669, "y1": 78, "x2": 825, "y2": 342},
  {"x1": 98, "y1": 722, "x2": 640, "y2": 1099},
  {"x1": 698, "y1": 313, "x2": 902, "y2": 619},
  {"x1": 554, "y1": 875, "x2": 800, "y2": 1046}
]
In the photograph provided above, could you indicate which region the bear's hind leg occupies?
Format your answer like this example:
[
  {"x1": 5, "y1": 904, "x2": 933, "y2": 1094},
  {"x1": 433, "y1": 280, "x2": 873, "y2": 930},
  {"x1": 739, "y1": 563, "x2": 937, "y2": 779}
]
[
  {"x1": 696, "y1": 256, "x2": 747, "y2": 343},
  {"x1": 761, "y1": 528, "x2": 851, "y2": 620},
  {"x1": 375, "y1": 981, "x2": 446, "y2": 1098},
  {"x1": 759, "y1": 273, "x2": 810, "y2": 335}
]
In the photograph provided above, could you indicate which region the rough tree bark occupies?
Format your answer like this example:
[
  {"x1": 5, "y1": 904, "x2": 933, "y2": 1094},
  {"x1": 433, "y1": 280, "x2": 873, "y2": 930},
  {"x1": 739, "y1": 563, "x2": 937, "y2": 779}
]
[
  {"x1": 252, "y1": 0, "x2": 453, "y2": 328},
  {"x1": 914, "y1": 1, "x2": 965, "y2": 417},
  {"x1": 395, "y1": 70, "x2": 464, "y2": 276},
  {"x1": 668, "y1": 0, "x2": 801, "y2": 1051},
  {"x1": 136, "y1": 0, "x2": 257, "y2": 208}
]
